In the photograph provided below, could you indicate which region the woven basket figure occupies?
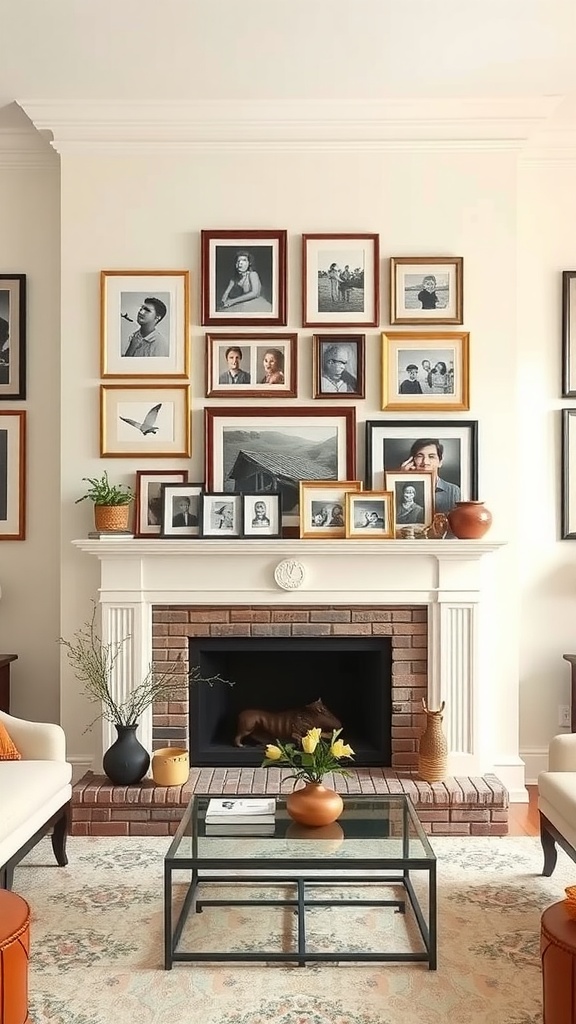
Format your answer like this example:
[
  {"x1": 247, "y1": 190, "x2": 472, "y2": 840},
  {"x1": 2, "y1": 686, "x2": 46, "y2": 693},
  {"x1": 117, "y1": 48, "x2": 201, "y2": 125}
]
[{"x1": 418, "y1": 698, "x2": 448, "y2": 782}]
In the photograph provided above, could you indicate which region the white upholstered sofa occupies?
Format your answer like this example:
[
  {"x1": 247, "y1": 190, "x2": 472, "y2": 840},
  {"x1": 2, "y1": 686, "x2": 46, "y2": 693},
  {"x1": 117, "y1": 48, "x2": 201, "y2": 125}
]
[
  {"x1": 538, "y1": 733, "x2": 576, "y2": 875},
  {"x1": 0, "y1": 710, "x2": 72, "y2": 889}
]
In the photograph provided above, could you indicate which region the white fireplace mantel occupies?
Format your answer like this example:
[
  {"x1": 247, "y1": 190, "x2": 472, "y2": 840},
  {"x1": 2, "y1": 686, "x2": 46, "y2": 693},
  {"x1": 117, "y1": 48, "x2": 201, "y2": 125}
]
[{"x1": 73, "y1": 538, "x2": 523, "y2": 796}]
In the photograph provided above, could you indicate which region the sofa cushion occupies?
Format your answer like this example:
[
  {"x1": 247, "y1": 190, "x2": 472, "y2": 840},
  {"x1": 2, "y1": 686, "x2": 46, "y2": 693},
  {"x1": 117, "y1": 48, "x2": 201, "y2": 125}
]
[
  {"x1": 539, "y1": 771, "x2": 576, "y2": 850},
  {"x1": 0, "y1": 761, "x2": 72, "y2": 837},
  {"x1": 0, "y1": 720, "x2": 20, "y2": 760}
]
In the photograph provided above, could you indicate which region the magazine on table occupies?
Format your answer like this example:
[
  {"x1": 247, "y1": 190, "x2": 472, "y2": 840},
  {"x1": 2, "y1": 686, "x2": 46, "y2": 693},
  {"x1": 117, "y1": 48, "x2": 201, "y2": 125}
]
[
  {"x1": 204, "y1": 822, "x2": 276, "y2": 836},
  {"x1": 205, "y1": 797, "x2": 276, "y2": 824}
]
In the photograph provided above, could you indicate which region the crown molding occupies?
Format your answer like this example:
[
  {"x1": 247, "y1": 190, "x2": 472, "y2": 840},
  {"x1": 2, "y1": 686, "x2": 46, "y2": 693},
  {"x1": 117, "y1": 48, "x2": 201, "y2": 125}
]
[
  {"x1": 17, "y1": 97, "x2": 562, "y2": 154},
  {"x1": 0, "y1": 128, "x2": 58, "y2": 168},
  {"x1": 521, "y1": 127, "x2": 576, "y2": 162}
]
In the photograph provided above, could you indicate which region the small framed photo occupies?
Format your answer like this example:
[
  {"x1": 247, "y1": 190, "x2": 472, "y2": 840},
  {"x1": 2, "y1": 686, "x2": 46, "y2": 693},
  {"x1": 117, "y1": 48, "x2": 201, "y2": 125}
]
[
  {"x1": 100, "y1": 270, "x2": 190, "y2": 378},
  {"x1": 0, "y1": 410, "x2": 25, "y2": 540},
  {"x1": 365, "y1": 419, "x2": 478, "y2": 517},
  {"x1": 242, "y1": 493, "x2": 282, "y2": 538},
  {"x1": 384, "y1": 471, "x2": 434, "y2": 536},
  {"x1": 345, "y1": 491, "x2": 394, "y2": 539},
  {"x1": 100, "y1": 384, "x2": 191, "y2": 457},
  {"x1": 313, "y1": 335, "x2": 365, "y2": 399},
  {"x1": 159, "y1": 482, "x2": 203, "y2": 538},
  {"x1": 562, "y1": 272, "x2": 576, "y2": 397},
  {"x1": 201, "y1": 230, "x2": 287, "y2": 327},
  {"x1": 382, "y1": 330, "x2": 469, "y2": 412},
  {"x1": 134, "y1": 470, "x2": 188, "y2": 537},
  {"x1": 0, "y1": 275, "x2": 26, "y2": 400},
  {"x1": 302, "y1": 234, "x2": 379, "y2": 328},
  {"x1": 390, "y1": 257, "x2": 463, "y2": 325},
  {"x1": 206, "y1": 333, "x2": 297, "y2": 398},
  {"x1": 200, "y1": 493, "x2": 243, "y2": 538},
  {"x1": 299, "y1": 480, "x2": 364, "y2": 539}
]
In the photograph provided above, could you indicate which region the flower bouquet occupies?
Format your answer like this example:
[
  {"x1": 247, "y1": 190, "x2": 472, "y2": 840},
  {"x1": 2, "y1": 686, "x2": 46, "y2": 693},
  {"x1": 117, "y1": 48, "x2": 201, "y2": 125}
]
[{"x1": 262, "y1": 728, "x2": 355, "y2": 826}]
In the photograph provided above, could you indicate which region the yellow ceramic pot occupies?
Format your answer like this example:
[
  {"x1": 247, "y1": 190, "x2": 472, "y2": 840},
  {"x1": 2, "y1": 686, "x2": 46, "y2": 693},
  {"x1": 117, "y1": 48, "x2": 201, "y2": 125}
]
[{"x1": 151, "y1": 747, "x2": 189, "y2": 786}]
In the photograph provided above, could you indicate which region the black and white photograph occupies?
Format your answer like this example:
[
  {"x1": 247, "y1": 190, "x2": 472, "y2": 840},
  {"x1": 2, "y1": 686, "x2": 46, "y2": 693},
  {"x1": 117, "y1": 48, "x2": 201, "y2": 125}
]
[
  {"x1": 390, "y1": 257, "x2": 463, "y2": 325},
  {"x1": 134, "y1": 470, "x2": 188, "y2": 537},
  {"x1": 0, "y1": 410, "x2": 26, "y2": 540},
  {"x1": 200, "y1": 492, "x2": 242, "y2": 538},
  {"x1": 206, "y1": 407, "x2": 356, "y2": 535},
  {"x1": 562, "y1": 271, "x2": 576, "y2": 397},
  {"x1": 299, "y1": 479, "x2": 363, "y2": 538},
  {"x1": 159, "y1": 482, "x2": 203, "y2": 538},
  {"x1": 365, "y1": 419, "x2": 478, "y2": 518},
  {"x1": 0, "y1": 275, "x2": 26, "y2": 399},
  {"x1": 242, "y1": 493, "x2": 282, "y2": 538},
  {"x1": 313, "y1": 334, "x2": 365, "y2": 400},
  {"x1": 381, "y1": 331, "x2": 469, "y2": 411},
  {"x1": 100, "y1": 384, "x2": 191, "y2": 457},
  {"x1": 201, "y1": 230, "x2": 287, "y2": 326},
  {"x1": 384, "y1": 470, "x2": 434, "y2": 535},
  {"x1": 345, "y1": 491, "x2": 394, "y2": 539},
  {"x1": 302, "y1": 234, "x2": 379, "y2": 327},
  {"x1": 100, "y1": 270, "x2": 190, "y2": 378},
  {"x1": 205, "y1": 333, "x2": 298, "y2": 398}
]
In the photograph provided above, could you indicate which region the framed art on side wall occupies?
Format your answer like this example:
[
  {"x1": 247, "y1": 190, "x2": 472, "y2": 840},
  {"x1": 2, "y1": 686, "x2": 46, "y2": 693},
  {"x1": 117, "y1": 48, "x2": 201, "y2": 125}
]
[
  {"x1": 562, "y1": 410, "x2": 576, "y2": 539},
  {"x1": 206, "y1": 333, "x2": 297, "y2": 398},
  {"x1": 134, "y1": 469, "x2": 188, "y2": 537},
  {"x1": 390, "y1": 257, "x2": 463, "y2": 325},
  {"x1": 381, "y1": 331, "x2": 469, "y2": 412},
  {"x1": 100, "y1": 384, "x2": 191, "y2": 457},
  {"x1": 562, "y1": 271, "x2": 576, "y2": 397},
  {"x1": 201, "y1": 230, "x2": 287, "y2": 327},
  {"x1": 0, "y1": 410, "x2": 26, "y2": 540},
  {"x1": 205, "y1": 406, "x2": 356, "y2": 536},
  {"x1": 302, "y1": 234, "x2": 379, "y2": 328},
  {"x1": 0, "y1": 274, "x2": 26, "y2": 399}
]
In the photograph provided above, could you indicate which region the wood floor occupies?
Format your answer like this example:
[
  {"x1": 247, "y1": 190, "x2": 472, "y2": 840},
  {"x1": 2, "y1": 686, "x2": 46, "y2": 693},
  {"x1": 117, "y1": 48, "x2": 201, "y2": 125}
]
[{"x1": 508, "y1": 785, "x2": 539, "y2": 836}]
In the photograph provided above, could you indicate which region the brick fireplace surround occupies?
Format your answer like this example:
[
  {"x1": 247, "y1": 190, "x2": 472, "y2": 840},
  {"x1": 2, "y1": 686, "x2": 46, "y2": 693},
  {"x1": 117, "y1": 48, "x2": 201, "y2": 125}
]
[{"x1": 71, "y1": 538, "x2": 514, "y2": 837}]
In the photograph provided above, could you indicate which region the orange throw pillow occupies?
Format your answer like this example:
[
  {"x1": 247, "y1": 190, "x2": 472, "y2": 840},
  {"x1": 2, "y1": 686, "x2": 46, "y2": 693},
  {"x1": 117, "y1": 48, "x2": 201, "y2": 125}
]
[{"x1": 0, "y1": 719, "x2": 21, "y2": 760}]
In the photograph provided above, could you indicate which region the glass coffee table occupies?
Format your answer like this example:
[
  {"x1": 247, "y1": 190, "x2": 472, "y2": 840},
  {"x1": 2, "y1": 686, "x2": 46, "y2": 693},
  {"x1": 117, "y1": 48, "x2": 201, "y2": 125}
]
[{"x1": 164, "y1": 793, "x2": 437, "y2": 970}]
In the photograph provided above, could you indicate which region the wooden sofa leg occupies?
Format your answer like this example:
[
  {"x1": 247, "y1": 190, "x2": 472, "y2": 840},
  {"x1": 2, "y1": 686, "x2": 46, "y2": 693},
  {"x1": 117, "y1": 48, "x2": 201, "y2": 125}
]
[
  {"x1": 540, "y1": 813, "x2": 558, "y2": 877},
  {"x1": 1, "y1": 864, "x2": 14, "y2": 890},
  {"x1": 51, "y1": 800, "x2": 70, "y2": 868}
]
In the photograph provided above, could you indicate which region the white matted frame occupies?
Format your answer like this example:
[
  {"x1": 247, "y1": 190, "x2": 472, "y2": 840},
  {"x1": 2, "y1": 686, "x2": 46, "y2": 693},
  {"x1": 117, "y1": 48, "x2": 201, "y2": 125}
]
[
  {"x1": 160, "y1": 482, "x2": 203, "y2": 538},
  {"x1": 242, "y1": 493, "x2": 282, "y2": 538},
  {"x1": 302, "y1": 233, "x2": 379, "y2": 328},
  {"x1": 384, "y1": 470, "x2": 434, "y2": 535},
  {"x1": 0, "y1": 410, "x2": 25, "y2": 540},
  {"x1": 100, "y1": 384, "x2": 191, "y2": 458},
  {"x1": 200, "y1": 492, "x2": 243, "y2": 538},
  {"x1": 345, "y1": 491, "x2": 394, "y2": 539},
  {"x1": 0, "y1": 275, "x2": 26, "y2": 399},
  {"x1": 299, "y1": 480, "x2": 363, "y2": 539},
  {"x1": 134, "y1": 469, "x2": 188, "y2": 537},
  {"x1": 390, "y1": 257, "x2": 463, "y2": 325},
  {"x1": 382, "y1": 331, "x2": 469, "y2": 412},
  {"x1": 100, "y1": 270, "x2": 190, "y2": 378}
]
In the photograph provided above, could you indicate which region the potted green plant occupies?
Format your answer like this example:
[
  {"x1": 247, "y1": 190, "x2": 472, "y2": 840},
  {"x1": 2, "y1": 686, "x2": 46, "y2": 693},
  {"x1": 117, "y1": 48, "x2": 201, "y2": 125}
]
[
  {"x1": 75, "y1": 470, "x2": 134, "y2": 532},
  {"x1": 60, "y1": 604, "x2": 232, "y2": 785}
]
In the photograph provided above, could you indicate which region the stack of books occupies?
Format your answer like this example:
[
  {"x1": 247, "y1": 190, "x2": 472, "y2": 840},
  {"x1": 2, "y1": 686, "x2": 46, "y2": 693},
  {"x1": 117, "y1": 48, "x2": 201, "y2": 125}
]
[{"x1": 204, "y1": 798, "x2": 276, "y2": 835}]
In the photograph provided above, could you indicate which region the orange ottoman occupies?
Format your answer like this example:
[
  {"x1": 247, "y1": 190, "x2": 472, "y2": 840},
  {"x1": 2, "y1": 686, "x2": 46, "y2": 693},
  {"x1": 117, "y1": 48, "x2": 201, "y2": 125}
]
[
  {"x1": 541, "y1": 900, "x2": 576, "y2": 1023},
  {"x1": 0, "y1": 890, "x2": 30, "y2": 1024}
]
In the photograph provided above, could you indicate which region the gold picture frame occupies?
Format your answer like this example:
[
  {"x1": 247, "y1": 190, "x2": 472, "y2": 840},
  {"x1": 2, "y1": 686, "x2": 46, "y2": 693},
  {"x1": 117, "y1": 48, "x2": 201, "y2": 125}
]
[
  {"x1": 381, "y1": 331, "x2": 470, "y2": 412},
  {"x1": 299, "y1": 480, "x2": 364, "y2": 538},
  {"x1": 345, "y1": 491, "x2": 395, "y2": 539},
  {"x1": 100, "y1": 384, "x2": 191, "y2": 458}
]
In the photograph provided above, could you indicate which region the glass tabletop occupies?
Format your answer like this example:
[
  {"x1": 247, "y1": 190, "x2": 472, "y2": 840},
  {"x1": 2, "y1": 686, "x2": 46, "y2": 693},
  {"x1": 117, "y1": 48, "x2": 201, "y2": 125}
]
[{"x1": 166, "y1": 794, "x2": 436, "y2": 866}]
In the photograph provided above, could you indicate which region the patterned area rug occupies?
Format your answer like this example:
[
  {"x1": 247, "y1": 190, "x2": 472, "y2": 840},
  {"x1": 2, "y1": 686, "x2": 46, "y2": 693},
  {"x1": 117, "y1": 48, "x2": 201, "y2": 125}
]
[{"x1": 14, "y1": 834, "x2": 575, "y2": 1024}]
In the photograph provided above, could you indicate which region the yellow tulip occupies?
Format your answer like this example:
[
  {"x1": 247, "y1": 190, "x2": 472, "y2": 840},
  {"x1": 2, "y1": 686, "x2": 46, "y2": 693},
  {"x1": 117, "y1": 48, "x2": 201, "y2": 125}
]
[
  {"x1": 301, "y1": 728, "x2": 322, "y2": 754},
  {"x1": 331, "y1": 739, "x2": 354, "y2": 759},
  {"x1": 264, "y1": 744, "x2": 282, "y2": 761}
]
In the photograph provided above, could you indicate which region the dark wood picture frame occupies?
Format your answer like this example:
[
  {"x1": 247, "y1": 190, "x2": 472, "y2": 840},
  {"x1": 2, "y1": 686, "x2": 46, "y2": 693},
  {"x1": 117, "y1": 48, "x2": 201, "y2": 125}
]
[
  {"x1": 302, "y1": 233, "x2": 380, "y2": 328},
  {"x1": 0, "y1": 410, "x2": 26, "y2": 540},
  {"x1": 134, "y1": 469, "x2": 188, "y2": 537},
  {"x1": 205, "y1": 333, "x2": 298, "y2": 398},
  {"x1": 390, "y1": 256, "x2": 463, "y2": 325},
  {"x1": 562, "y1": 410, "x2": 576, "y2": 539},
  {"x1": 159, "y1": 481, "x2": 203, "y2": 538},
  {"x1": 0, "y1": 275, "x2": 26, "y2": 400},
  {"x1": 201, "y1": 230, "x2": 287, "y2": 327},
  {"x1": 313, "y1": 334, "x2": 365, "y2": 400},
  {"x1": 562, "y1": 271, "x2": 576, "y2": 397}
]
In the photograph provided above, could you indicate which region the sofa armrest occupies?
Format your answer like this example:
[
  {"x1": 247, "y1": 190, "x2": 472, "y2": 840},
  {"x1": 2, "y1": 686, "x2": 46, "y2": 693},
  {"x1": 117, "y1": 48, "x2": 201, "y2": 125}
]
[
  {"x1": 548, "y1": 733, "x2": 576, "y2": 771},
  {"x1": 0, "y1": 710, "x2": 66, "y2": 761}
]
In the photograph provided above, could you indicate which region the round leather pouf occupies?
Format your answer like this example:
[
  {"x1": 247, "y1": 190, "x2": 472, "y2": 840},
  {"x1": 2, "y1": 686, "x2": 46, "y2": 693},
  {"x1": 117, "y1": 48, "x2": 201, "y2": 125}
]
[
  {"x1": 0, "y1": 889, "x2": 31, "y2": 1024},
  {"x1": 541, "y1": 900, "x2": 576, "y2": 1023}
]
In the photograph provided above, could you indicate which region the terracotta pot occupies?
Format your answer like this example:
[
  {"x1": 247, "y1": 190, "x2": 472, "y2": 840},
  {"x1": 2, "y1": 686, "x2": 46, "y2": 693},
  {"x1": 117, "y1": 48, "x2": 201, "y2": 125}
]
[
  {"x1": 94, "y1": 504, "x2": 130, "y2": 532},
  {"x1": 447, "y1": 500, "x2": 492, "y2": 540},
  {"x1": 151, "y1": 747, "x2": 189, "y2": 786},
  {"x1": 286, "y1": 782, "x2": 344, "y2": 827}
]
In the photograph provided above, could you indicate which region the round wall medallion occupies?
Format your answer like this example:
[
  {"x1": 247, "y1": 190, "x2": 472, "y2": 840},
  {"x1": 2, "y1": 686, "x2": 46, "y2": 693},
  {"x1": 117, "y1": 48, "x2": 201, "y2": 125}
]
[{"x1": 274, "y1": 559, "x2": 306, "y2": 590}]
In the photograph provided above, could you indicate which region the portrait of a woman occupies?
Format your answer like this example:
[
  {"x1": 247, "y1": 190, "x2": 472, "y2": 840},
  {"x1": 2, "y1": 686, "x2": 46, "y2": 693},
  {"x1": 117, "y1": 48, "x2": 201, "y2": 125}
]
[
  {"x1": 219, "y1": 251, "x2": 272, "y2": 313},
  {"x1": 259, "y1": 347, "x2": 285, "y2": 384}
]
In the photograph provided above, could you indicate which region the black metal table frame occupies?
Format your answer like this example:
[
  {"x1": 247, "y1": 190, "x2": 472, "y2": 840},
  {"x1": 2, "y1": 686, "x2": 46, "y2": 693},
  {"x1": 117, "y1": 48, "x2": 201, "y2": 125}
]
[{"x1": 164, "y1": 798, "x2": 437, "y2": 970}]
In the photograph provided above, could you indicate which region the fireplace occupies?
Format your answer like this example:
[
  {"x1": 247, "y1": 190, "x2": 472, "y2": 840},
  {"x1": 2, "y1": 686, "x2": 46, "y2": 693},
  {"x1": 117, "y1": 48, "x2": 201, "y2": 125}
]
[{"x1": 187, "y1": 635, "x2": 392, "y2": 767}]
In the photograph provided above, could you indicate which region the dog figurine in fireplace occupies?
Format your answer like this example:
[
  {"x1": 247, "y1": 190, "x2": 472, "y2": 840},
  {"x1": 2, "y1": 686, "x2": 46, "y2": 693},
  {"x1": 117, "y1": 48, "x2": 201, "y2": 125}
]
[{"x1": 234, "y1": 698, "x2": 342, "y2": 747}]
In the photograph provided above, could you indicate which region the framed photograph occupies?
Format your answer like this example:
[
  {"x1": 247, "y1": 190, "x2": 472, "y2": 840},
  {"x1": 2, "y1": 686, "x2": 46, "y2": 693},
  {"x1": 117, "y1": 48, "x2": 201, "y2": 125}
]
[
  {"x1": 345, "y1": 491, "x2": 394, "y2": 539},
  {"x1": 299, "y1": 480, "x2": 363, "y2": 539},
  {"x1": 200, "y1": 492, "x2": 243, "y2": 538},
  {"x1": 313, "y1": 335, "x2": 365, "y2": 399},
  {"x1": 0, "y1": 275, "x2": 26, "y2": 399},
  {"x1": 365, "y1": 419, "x2": 478, "y2": 517},
  {"x1": 100, "y1": 270, "x2": 190, "y2": 378},
  {"x1": 302, "y1": 233, "x2": 379, "y2": 328},
  {"x1": 134, "y1": 469, "x2": 188, "y2": 537},
  {"x1": 384, "y1": 471, "x2": 434, "y2": 536},
  {"x1": 206, "y1": 333, "x2": 297, "y2": 398},
  {"x1": 100, "y1": 384, "x2": 191, "y2": 457},
  {"x1": 242, "y1": 493, "x2": 282, "y2": 538},
  {"x1": 159, "y1": 482, "x2": 203, "y2": 538},
  {"x1": 205, "y1": 406, "x2": 356, "y2": 536},
  {"x1": 562, "y1": 271, "x2": 576, "y2": 397},
  {"x1": 390, "y1": 257, "x2": 463, "y2": 325},
  {"x1": 382, "y1": 330, "x2": 469, "y2": 411},
  {"x1": 201, "y1": 230, "x2": 287, "y2": 327},
  {"x1": 0, "y1": 411, "x2": 26, "y2": 540}
]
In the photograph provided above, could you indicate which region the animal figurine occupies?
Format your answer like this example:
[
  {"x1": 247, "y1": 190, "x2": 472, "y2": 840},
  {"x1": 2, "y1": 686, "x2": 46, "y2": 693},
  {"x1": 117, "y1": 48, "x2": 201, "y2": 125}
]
[{"x1": 234, "y1": 697, "x2": 342, "y2": 747}]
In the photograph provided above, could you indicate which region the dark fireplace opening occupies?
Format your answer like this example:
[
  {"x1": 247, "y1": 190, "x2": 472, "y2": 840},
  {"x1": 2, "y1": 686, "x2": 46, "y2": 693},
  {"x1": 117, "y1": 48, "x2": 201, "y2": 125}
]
[{"x1": 189, "y1": 636, "x2": 392, "y2": 767}]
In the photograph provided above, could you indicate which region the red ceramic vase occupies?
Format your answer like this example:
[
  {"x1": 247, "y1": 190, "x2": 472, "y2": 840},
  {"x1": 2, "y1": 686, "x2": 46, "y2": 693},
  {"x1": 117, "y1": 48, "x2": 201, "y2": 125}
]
[{"x1": 447, "y1": 500, "x2": 493, "y2": 540}]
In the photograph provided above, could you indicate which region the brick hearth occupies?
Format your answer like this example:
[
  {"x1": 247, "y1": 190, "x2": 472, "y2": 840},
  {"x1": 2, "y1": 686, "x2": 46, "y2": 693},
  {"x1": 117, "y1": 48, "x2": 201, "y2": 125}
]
[{"x1": 71, "y1": 768, "x2": 509, "y2": 837}]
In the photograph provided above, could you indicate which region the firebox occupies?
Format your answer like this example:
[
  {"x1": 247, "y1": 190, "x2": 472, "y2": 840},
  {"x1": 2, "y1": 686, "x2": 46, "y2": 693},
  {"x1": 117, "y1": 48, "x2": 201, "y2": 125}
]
[{"x1": 188, "y1": 636, "x2": 392, "y2": 767}]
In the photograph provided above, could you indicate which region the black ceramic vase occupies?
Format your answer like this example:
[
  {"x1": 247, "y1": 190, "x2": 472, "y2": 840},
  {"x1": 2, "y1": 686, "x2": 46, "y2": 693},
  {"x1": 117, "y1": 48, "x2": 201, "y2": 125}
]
[{"x1": 102, "y1": 723, "x2": 150, "y2": 785}]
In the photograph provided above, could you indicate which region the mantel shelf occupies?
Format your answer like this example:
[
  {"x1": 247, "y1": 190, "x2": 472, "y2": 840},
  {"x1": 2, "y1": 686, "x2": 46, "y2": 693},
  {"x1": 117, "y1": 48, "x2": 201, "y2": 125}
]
[{"x1": 73, "y1": 538, "x2": 505, "y2": 559}]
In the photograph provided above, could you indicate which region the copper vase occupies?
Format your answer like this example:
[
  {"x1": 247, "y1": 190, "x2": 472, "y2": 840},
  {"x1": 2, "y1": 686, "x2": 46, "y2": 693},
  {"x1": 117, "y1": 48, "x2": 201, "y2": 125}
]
[
  {"x1": 286, "y1": 782, "x2": 344, "y2": 827},
  {"x1": 447, "y1": 500, "x2": 492, "y2": 540}
]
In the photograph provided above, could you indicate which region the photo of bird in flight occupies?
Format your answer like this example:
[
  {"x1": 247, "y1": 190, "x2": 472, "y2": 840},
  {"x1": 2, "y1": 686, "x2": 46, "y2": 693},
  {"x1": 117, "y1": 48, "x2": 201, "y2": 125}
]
[{"x1": 119, "y1": 403, "x2": 162, "y2": 435}]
